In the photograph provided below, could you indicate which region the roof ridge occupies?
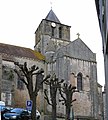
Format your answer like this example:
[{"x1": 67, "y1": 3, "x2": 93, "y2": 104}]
[{"x1": 0, "y1": 42, "x2": 31, "y2": 50}]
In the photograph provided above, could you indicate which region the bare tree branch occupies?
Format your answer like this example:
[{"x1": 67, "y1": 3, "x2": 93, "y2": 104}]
[
  {"x1": 59, "y1": 89, "x2": 66, "y2": 101},
  {"x1": 44, "y1": 89, "x2": 52, "y2": 105},
  {"x1": 14, "y1": 62, "x2": 49, "y2": 120},
  {"x1": 71, "y1": 99, "x2": 76, "y2": 103},
  {"x1": 14, "y1": 69, "x2": 28, "y2": 86},
  {"x1": 43, "y1": 73, "x2": 64, "y2": 120},
  {"x1": 32, "y1": 68, "x2": 44, "y2": 76},
  {"x1": 59, "y1": 83, "x2": 78, "y2": 120},
  {"x1": 41, "y1": 74, "x2": 51, "y2": 84}
]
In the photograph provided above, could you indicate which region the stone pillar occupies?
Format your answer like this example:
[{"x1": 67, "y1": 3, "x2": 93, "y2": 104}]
[{"x1": 90, "y1": 62, "x2": 98, "y2": 119}]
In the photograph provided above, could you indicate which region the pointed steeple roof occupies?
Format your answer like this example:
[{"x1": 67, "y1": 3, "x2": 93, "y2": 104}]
[{"x1": 45, "y1": 9, "x2": 61, "y2": 23}]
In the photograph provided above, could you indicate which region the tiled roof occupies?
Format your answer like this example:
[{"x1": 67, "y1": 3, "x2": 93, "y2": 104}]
[{"x1": 0, "y1": 43, "x2": 45, "y2": 61}]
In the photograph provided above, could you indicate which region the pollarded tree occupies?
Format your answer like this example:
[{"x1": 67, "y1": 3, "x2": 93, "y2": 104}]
[
  {"x1": 14, "y1": 62, "x2": 50, "y2": 120},
  {"x1": 44, "y1": 73, "x2": 64, "y2": 120},
  {"x1": 59, "y1": 83, "x2": 78, "y2": 120}
]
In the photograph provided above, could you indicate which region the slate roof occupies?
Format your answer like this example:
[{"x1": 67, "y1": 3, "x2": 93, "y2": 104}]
[
  {"x1": 0, "y1": 43, "x2": 45, "y2": 61},
  {"x1": 56, "y1": 38, "x2": 96, "y2": 62},
  {"x1": 45, "y1": 9, "x2": 61, "y2": 23}
]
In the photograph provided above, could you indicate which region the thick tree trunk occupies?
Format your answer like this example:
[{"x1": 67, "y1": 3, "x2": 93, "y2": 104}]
[
  {"x1": 30, "y1": 94, "x2": 37, "y2": 120},
  {"x1": 52, "y1": 97, "x2": 57, "y2": 120},
  {"x1": 66, "y1": 105, "x2": 71, "y2": 120},
  {"x1": 52, "y1": 104, "x2": 56, "y2": 120},
  {"x1": 14, "y1": 62, "x2": 45, "y2": 120}
]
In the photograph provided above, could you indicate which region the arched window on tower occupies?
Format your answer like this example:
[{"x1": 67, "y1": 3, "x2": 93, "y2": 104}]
[
  {"x1": 77, "y1": 72, "x2": 83, "y2": 91},
  {"x1": 51, "y1": 27, "x2": 55, "y2": 37},
  {"x1": 59, "y1": 27, "x2": 62, "y2": 38}
]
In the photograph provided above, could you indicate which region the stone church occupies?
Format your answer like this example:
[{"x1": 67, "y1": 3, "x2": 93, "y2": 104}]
[
  {"x1": 0, "y1": 9, "x2": 103, "y2": 120},
  {"x1": 34, "y1": 9, "x2": 103, "y2": 120}
]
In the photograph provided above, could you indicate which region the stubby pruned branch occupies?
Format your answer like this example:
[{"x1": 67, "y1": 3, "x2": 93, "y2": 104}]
[
  {"x1": 44, "y1": 89, "x2": 52, "y2": 105},
  {"x1": 43, "y1": 73, "x2": 64, "y2": 120},
  {"x1": 32, "y1": 68, "x2": 44, "y2": 76},
  {"x1": 30, "y1": 65, "x2": 39, "y2": 73},
  {"x1": 59, "y1": 88, "x2": 66, "y2": 101},
  {"x1": 59, "y1": 83, "x2": 78, "y2": 120},
  {"x1": 23, "y1": 62, "x2": 28, "y2": 73},
  {"x1": 71, "y1": 99, "x2": 76, "y2": 103},
  {"x1": 14, "y1": 62, "x2": 50, "y2": 120},
  {"x1": 14, "y1": 62, "x2": 28, "y2": 79},
  {"x1": 14, "y1": 69, "x2": 28, "y2": 86},
  {"x1": 58, "y1": 79, "x2": 64, "y2": 84},
  {"x1": 41, "y1": 74, "x2": 51, "y2": 84}
]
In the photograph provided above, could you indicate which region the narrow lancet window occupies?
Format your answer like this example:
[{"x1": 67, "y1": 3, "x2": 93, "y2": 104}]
[
  {"x1": 77, "y1": 72, "x2": 83, "y2": 91},
  {"x1": 59, "y1": 27, "x2": 62, "y2": 38},
  {"x1": 51, "y1": 27, "x2": 54, "y2": 37}
]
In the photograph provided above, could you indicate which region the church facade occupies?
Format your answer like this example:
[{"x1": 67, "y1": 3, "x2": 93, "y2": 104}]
[
  {"x1": 34, "y1": 9, "x2": 103, "y2": 119},
  {"x1": 0, "y1": 9, "x2": 103, "y2": 120}
]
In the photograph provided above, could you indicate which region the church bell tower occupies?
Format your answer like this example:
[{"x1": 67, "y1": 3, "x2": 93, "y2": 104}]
[{"x1": 34, "y1": 9, "x2": 71, "y2": 55}]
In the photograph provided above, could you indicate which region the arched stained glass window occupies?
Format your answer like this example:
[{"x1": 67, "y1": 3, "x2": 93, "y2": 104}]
[{"x1": 77, "y1": 72, "x2": 83, "y2": 91}]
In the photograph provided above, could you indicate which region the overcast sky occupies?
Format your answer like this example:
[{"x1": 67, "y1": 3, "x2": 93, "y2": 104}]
[{"x1": 0, "y1": 0, "x2": 105, "y2": 88}]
